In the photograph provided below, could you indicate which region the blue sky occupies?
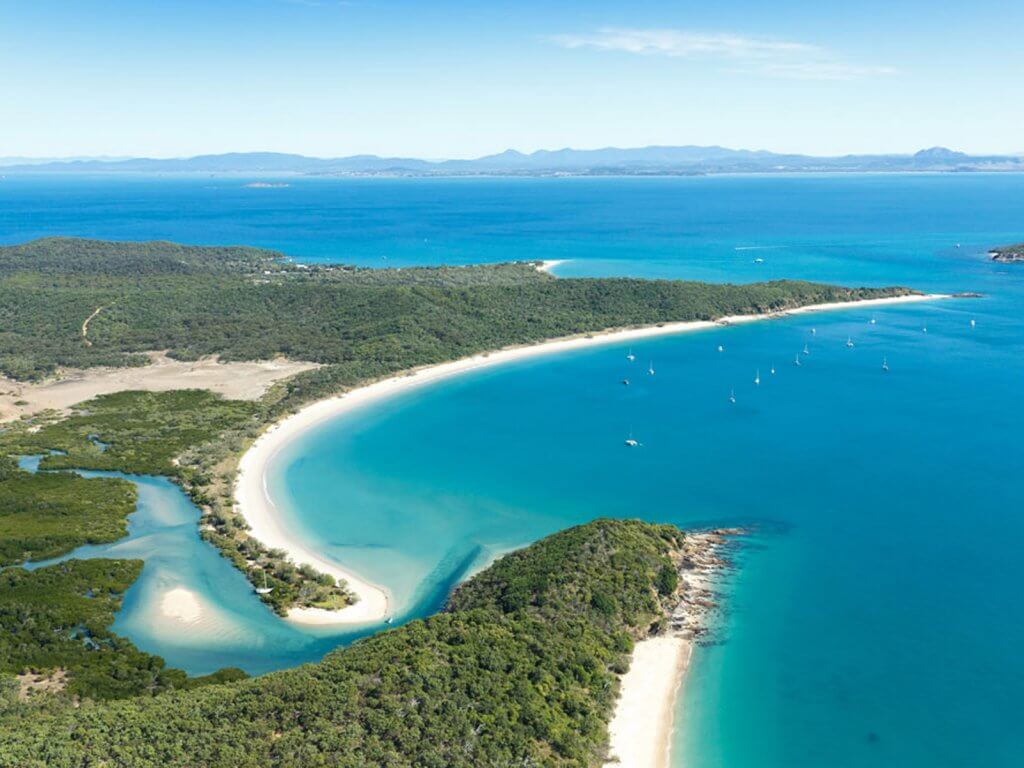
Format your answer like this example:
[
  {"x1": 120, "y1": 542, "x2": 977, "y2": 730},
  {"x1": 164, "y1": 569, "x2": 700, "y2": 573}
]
[{"x1": 1, "y1": 0, "x2": 1019, "y2": 158}]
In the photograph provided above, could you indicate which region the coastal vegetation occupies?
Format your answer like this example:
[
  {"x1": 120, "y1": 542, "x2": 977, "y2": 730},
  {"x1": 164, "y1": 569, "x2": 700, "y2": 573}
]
[
  {"x1": 0, "y1": 558, "x2": 246, "y2": 702},
  {"x1": 0, "y1": 393, "x2": 353, "y2": 616},
  {"x1": 0, "y1": 457, "x2": 135, "y2": 566},
  {"x1": 0, "y1": 237, "x2": 913, "y2": 387},
  {"x1": 0, "y1": 519, "x2": 686, "y2": 767}
]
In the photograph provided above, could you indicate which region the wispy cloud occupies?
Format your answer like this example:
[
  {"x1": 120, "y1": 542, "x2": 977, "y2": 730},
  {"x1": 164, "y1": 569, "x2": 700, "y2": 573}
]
[{"x1": 550, "y1": 28, "x2": 894, "y2": 81}]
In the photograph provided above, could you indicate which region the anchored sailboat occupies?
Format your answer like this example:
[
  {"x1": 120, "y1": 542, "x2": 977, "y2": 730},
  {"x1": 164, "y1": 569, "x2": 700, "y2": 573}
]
[
  {"x1": 255, "y1": 569, "x2": 273, "y2": 595},
  {"x1": 754, "y1": 369, "x2": 761, "y2": 385}
]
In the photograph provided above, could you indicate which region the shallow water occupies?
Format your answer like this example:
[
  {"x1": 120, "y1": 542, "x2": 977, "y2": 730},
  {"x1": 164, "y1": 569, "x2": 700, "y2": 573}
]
[{"x1": 5, "y1": 173, "x2": 1024, "y2": 764}]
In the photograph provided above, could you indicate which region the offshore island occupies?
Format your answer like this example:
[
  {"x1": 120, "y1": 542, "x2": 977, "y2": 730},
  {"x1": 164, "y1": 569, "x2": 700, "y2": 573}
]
[{"x1": 0, "y1": 237, "x2": 950, "y2": 766}]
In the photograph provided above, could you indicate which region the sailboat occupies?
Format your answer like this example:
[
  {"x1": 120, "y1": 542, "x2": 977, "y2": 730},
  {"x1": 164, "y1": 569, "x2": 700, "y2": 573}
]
[
  {"x1": 626, "y1": 349, "x2": 636, "y2": 362},
  {"x1": 754, "y1": 369, "x2": 761, "y2": 385},
  {"x1": 970, "y1": 319, "x2": 976, "y2": 328},
  {"x1": 882, "y1": 357, "x2": 889, "y2": 372},
  {"x1": 648, "y1": 361, "x2": 655, "y2": 376},
  {"x1": 811, "y1": 327, "x2": 817, "y2": 335},
  {"x1": 729, "y1": 388, "x2": 736, "y2": 404},
  {"x1": 870, "y1": 317, "x2": 877, "y2": 325},
  {"x1": 624, "y1": 427, "x2": 639, "y2": 447},
  {"x1": 922, "y1": 325, "x2": 928, "y2": 333},
  {"x1": 846, "y1": 337, "x2": 855, "y2": 348},
  {"x1": 255, "y1": 569, "x2": 273, "y2": 595},
  {"x1": 717, "y1": 344, "x2": 724, "y2": 353},
  {"x1": 802, "y1": 343, "x2": 810, "y2": 356},
  {"x1": 770, "y1": 364, "x2": 776, "y2": 375},
  {"x1": 622, "y1": 378, "x2": 630, "y2": 386},
  {"x1": 794, "y1": 354, "x2": 801, "y2": 367}
]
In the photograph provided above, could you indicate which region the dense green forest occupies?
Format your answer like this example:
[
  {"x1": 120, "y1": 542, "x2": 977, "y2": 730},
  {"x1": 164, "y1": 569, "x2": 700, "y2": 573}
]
[
  {"x1": 0, "y1": 237, "x2": 912, "y2": 385},
  {"x1": 0, "y1": 519, "x2": 684, "y2": 768},
  {"x1": 0, "y1": 456, "x2": 135, "y2": 566}
]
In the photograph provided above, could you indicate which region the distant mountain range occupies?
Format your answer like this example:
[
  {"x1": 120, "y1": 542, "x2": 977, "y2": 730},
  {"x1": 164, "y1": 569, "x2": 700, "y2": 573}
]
[{"x1": 2, "y1": 146, "x2": 1021, "y2": 176}]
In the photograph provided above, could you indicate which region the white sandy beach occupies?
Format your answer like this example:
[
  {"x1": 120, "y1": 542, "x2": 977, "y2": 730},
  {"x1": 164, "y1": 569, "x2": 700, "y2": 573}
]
[
  {"x1": 604, "y1": 635, "x2": 693, "y2": 768},
  {"x1": 233, "y1": 291, "x2": 950, "y2": 627},
  {"x1": 536, "y1": 259, "x2": 566, "y2": 274}
]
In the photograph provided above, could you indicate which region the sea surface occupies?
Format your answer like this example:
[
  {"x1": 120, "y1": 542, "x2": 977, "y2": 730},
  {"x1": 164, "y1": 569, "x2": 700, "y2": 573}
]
[{"x1": 3, "y1": 173, "x2": 1023, "y2": 766}]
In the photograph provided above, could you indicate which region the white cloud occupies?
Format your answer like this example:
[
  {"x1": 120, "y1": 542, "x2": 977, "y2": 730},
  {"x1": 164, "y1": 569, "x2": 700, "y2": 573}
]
[{"x1": 550, "y1": 28, "x2": 894, "y2": 81}]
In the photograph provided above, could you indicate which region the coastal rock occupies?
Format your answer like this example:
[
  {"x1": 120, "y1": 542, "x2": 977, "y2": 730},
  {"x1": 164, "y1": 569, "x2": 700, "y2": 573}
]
[{"x1": 990, "y1": 245, "x2": 1024, "y2": 263}]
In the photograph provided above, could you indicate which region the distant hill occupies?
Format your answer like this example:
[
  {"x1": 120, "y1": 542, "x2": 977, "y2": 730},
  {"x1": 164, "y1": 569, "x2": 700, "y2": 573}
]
[{"x1": 3, "y1": 146, "x2": 1021, "y2": 176}]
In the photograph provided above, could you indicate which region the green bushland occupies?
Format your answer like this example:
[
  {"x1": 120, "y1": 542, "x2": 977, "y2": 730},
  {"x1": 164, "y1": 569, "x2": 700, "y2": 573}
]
[
  {"x1": 0, "y1": 519, "x2": 683, "y2": 768},
  {"x1": 0, "y1": 237, "x2": 913, "y2": 385},
  {"x1": 0, "y1": 558, "x2": 246, "y2": 702},
  {"x1": 0, "y1": 391, "x2": 351, "y2": 615},
  {"x1": 2, "y1": 390, "x2": 259, "y2": 476},
  {"x1": 0, "y1": 456, "x2": 136, "y2": 567}
]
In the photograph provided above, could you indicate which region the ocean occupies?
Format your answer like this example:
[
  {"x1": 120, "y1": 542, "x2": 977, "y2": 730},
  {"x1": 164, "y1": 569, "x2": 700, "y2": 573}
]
[{"x1": 3, "y1": 172, "x2": 1023, "y2": 766}]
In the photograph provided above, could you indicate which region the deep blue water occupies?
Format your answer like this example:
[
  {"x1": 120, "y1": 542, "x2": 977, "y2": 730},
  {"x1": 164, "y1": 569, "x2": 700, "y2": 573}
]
[{"x1": 3, "y1": 173, "x2": 1024, "y2": 766}]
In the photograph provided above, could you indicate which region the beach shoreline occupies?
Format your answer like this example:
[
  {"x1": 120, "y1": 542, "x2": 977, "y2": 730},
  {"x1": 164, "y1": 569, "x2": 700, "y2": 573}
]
[
  {"x1": 233, "y1": 291, "x2": 950, "y2": 626},
  {"x1": 604, "y1": 528, "x2": 737, "y2": 768},
  {"x1": 605, "y1": 636, "x2": 693, "y2": 768}
]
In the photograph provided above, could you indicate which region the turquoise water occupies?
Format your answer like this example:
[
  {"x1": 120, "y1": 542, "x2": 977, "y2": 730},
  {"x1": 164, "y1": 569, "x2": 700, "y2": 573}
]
[{"x1": 4, "y1": 174, "x2": 1024, "y2": 765}]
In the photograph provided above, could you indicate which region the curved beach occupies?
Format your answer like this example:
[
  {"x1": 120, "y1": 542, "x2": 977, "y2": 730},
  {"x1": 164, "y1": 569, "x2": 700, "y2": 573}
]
[{"x1": 234, "y1": 291, "x2": 950, "y2": 627}]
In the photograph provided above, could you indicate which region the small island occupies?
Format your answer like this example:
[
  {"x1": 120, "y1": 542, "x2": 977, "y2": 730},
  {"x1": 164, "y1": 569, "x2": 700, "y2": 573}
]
[{"x1": 990, "y1": 244, "x2": 1024, "y2": 263}]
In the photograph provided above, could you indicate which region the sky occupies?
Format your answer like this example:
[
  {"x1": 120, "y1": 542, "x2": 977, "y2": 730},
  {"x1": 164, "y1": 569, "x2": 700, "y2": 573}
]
[{"x1": 1, "y1": 0, "x2": 1021, "y2": 158}]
